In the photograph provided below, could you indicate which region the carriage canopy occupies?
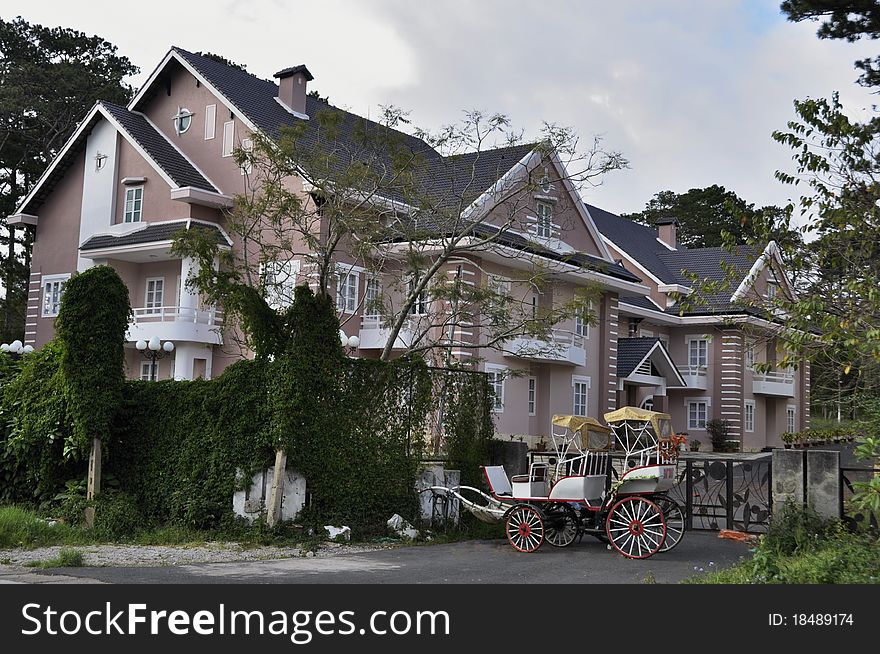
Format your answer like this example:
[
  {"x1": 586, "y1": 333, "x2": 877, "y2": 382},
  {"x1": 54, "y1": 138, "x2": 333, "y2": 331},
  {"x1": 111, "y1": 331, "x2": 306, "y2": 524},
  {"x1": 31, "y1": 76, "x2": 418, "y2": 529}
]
[{"x1": 603, "y1": 407, "x2": 674, "y2": 440}]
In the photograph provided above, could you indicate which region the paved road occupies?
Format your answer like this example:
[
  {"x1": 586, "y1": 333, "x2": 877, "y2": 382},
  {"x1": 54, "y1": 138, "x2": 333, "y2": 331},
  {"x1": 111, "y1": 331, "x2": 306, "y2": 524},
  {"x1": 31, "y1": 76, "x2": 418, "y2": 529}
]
[{"x1": 26, "y1": 532, "x2": 748, "y2": 584}]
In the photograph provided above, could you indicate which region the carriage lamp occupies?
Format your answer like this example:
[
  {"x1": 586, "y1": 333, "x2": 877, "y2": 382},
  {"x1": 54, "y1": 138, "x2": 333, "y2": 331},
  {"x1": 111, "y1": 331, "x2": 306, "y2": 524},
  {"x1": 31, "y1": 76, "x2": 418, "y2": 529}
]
[
  {"x1": 338, "y1": 330, "x2": 360, "y2": 350},
  {"x1": 136, "y1": 336, "x2": 175, "y2": 382},
  {"x1": 1, "y1": 340, "x2": 34, "y2": 355}
]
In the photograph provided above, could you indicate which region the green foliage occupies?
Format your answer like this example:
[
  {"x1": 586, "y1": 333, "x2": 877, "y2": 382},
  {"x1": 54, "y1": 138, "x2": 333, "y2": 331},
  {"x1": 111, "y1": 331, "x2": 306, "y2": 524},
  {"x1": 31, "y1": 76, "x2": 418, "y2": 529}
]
[
  {"x1": 55, "y1": 266, "x2": 131, "y2": 456},
  {"x1": 24, "y1": 547, "x2": 84, "y2": 569},
  {"x1": 690, "y1": 503, "x2": 880, "y2": 584},
  {"x1": 706, "y1": 418, "x2": 734, "y2": 452},
  {"x1": 90, "y1": 491, "x2": 144, "y2": 541},
  {"x1": 0, "y1": 506, "x2": 81, "y2": 548},
  {"x1": 440, "y1": 369, "x2": 495, "y2": 487}
]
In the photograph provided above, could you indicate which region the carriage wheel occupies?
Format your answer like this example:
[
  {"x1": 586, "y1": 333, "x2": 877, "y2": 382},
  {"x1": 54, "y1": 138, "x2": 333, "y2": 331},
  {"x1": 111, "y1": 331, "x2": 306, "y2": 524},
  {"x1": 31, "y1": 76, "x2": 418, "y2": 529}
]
[
  {"x1": 654, "y1": 495, "x2": 685, "y2": 553},
  {"x1": 605, "y1": 496, "x2": 666, "y2": 559},
  {"x1": 505, "y1": 505, "x2": 545, "y2": 553},
  {"x1": 544, "y1": 504, "x2": 579, "y2": 548}
]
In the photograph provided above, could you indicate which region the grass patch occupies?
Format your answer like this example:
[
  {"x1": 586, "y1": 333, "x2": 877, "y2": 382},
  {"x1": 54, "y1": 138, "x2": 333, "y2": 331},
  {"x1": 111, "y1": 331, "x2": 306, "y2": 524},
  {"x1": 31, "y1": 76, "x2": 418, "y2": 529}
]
[
  {"x1": 24, "y1": 548, "x2": 84, "y2": 569},
  {"x1": 0, "y1": 506, "x2": 85, "y2": 548},
  {"x1": 687, "y1": 504, "x2": 880, "y2": 584}
]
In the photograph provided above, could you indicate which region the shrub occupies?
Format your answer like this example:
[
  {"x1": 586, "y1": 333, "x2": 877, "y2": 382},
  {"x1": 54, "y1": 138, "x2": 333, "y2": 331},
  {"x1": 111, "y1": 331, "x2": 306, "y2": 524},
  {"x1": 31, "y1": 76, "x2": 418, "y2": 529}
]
[
  {"x1": 92, "y1": 491, "x2": 144, "y2": 541},
  {"x1": 706, "y1": 418, "x2": 732, "y2": 452}
]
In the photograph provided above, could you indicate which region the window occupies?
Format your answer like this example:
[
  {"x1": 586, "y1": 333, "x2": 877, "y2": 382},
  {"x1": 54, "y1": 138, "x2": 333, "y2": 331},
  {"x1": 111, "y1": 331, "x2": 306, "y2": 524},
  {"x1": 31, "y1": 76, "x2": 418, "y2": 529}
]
[
  {"x1": 572, "y1": 375, "x2": 590, "y2": 417},
  {"x1": 41, "y1": 274, "x2": 69, "y2": 317},
  {"x1": 688, "y1": 337, "x2": 708, "y2": 368},
  {"x1": 140, "y1": 361, "x2": 159, "y2": 382},
  {"x1": 641, "y1": 328, "x2": 654, "y2": 338},
  {"x1": 640, "y1": 396, "x2": 655, "y2": 411},
  {"x1": 688, "y1": 400, "x2": 708, "y2": 430},
  {"x1": 364, "y1": 276, "x2": 381, "y2": 318},
  {"x1": 335, "y1": 268, "x2": 359, "y2": 314},
  {"x1": 486, "y1": 365, "x2": 506, "y2": 413},
  {"x1": 240, "y1": 137, "x2": 253, "y2": 175},
  {"x1": 745, "y1": 340, "x2": 756, "y2": 370},
  {"x1": 222, "y1": 120, "x2": 235, "y2": 157},
  {"x1": 487, "y1": 275, "x2": 511, "y2": 297},
  {"x1": 408, "y1": 276, "x2": 429, "y2": 316},
  {"x1": 744, "y1": 400, "x2": 755, "y2": 433},
  {"x1": 787, "y1": 405, "x2": 796, "y2": 434},
  {"x1": 575, "y1": 303, "x2": 591, "y2": 339},
  {"x1": 766, "y1": 281, "x2": 778, "y2": 301},
  {"x1": 527, "y1": 377, "x2": 537, "y2": 416},
  {"x1": 530, "y1": 294, "x2": 538, "y2": 319},
  {"x1": 173, "y1": 107, "x2": 193, "y2": 135},
  {"x1": 205, "y1": 104, "x2": 216, "y2": 140},
  {"x1": 144, "y1": 278, "x2": 165, "y2": 314},
  {"x1": 536, "y1": 201, "x2": 553, "y2": 238},
  {"x1": 263, "y1": 260, "x2": 299, "y2": 310},
  {"x1": 124, "y1": 186, "x2": 144, "y2": 223}
]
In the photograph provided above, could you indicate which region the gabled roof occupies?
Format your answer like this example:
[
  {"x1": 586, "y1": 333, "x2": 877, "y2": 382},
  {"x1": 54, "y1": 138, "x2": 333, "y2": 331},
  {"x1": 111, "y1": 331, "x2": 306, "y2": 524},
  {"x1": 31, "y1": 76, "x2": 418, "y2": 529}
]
[
  {"x1": 14, "y1": 101, "x2": 218, "y2": 216},
  {"x1": 617, "y1": 337, "x2": 686, "y2": 387},
  {"x1": 80, "y1": 219, "x2": 231, "y2": 251}
]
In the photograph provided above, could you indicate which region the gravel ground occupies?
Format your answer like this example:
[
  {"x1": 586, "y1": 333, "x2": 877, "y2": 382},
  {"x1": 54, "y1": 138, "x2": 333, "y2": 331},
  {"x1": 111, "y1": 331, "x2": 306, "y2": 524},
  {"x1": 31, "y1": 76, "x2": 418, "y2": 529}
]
[{"x1": 0, "y1": 540, "x2": 393, "y2": 568}]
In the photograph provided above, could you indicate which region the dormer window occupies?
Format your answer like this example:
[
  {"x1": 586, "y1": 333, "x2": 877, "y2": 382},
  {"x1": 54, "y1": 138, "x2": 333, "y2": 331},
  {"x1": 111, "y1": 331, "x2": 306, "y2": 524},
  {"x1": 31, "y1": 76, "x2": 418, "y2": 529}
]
[
  {"x1": 173, "y1": 107, "x2": 193, "y2": 135},
  {"x1": 124, "y1": 186, "x2": 143, "y2": 223},
  {"x1": 766, "y1": 281, "x2": 778, "y2": 301}
]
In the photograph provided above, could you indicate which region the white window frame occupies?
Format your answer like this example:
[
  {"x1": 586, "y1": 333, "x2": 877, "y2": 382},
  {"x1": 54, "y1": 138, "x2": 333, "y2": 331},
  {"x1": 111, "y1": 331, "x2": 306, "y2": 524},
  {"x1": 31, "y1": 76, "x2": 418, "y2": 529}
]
[
  {"x1": 536, "y1": 201, "x2": 553, "y2": 239},
  {"x1": 744, "y1": 400, "x2": 755, "y2": 433},
  {"x1": 123, "y1": 186, "x2": 144, "y2": 223},
  {"x1": 575, "y1": 302, "x2": 591, "y2": 339},
  {"x1": 766, "y1": 281, "x2": 778, "y2": 301},
  {"x1": 205, "y1": 104, "x2": 216, "y2": 140},
  {"x1": 144, "y1": 277, "x2": 165, "y2": 314},
  {"x1": 688, "y1": 400, "x2": 709, "y2": 430},
  {"x1": 745, "y1": 340, "x2": 756, "y2": 370},
  {"x1": 240, "y1": 137, "x2": 253, "y2": 175},
  {"x1": 364, "y1": 275, "x2": 382, "y2": 319},
  {"x1": 486, "y1": 364, "x2": 507, "y2": 413},
  {"x1": 222, "y1": 120, "x2": 235, "y2": 157},
  {"x1": 408, "y1": 276, "x2": 429, "y2": 316},
  {"x1": 572, "y1": 375, "x2": 591, "y2": 417},
  {"x1": 487, "y1": 274, "x2": 511, "y2": 297},
  {"x1": 173, "y1": 106, "x2": 193, "y2": 135},
  {"x1": 787, "y1": 405, "x2": 796, "y2": 434},
  {"x1": 687, "y1": 336, "x2": 709, "y2": 368},
  {"x1": 527, "y1": 377, "x2": 537, "y2": 416},
  {"x1": 263, "y1": 259, "x2": 300, "y2": 310},
  {"x1": 335, "y1": 266, "x2": 360, "y2": 314},
  {"x1": 140, "y1": 361, "x2": 159, "y2": 382},
  {"x1": 41, "y1": 273, "x2": 70, "y2": 318}
]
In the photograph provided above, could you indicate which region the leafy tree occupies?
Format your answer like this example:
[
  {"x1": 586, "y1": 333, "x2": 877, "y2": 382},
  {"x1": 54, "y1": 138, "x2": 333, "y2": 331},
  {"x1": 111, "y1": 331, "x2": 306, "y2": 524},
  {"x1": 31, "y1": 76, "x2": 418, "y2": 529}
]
[
  {"x1": 621, "y1": 185, "x2": 799, "y2": 251},
  {"x1": 0, "y1": 16, "x2": 137, "y2": 342},
  {"x1": 781, "y1": 0, "x2": 880, "y2": 88},
  {"x1": 173, "y1": 107, "x2": 616, "y2": 363}
]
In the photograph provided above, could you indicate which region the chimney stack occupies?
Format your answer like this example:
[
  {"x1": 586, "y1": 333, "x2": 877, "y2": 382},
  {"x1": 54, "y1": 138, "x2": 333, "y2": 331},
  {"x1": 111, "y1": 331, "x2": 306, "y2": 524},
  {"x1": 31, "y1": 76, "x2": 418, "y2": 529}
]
[
  {"x1": 273, "y1": 65, "x2": 313, "y2": 116},
  {"x1": 655, "y1": 216, "x2": 678, "y2": 249}
]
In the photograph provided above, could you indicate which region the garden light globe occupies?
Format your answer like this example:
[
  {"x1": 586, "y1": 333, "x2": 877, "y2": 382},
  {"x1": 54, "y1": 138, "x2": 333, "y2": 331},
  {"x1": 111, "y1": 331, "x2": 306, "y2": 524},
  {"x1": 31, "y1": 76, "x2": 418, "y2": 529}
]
[
  {"x1": 339, "y1": 330, "x2": 347, "y2": 346},
  {"x1": 347, "y1": 335, "x2": 360, "y2": 348},
  {"x1": 0, "y1": 344, "x2": 8, "y2": 353},
  {"x1": 148, "y1": 336, "x2": 161, "y2": 351},
  {"x1": 135, "y1": 340, "x2": 147, "y2": 351},
  {"x1": 22, "y1": 345, "x2": 34, "y2": 354},
  {"x1": 10, "y1": 340, "x2": 22, "y2": 352},
  {"x1": 163, "y1": 341, "x2": 175, "y2": 352}
]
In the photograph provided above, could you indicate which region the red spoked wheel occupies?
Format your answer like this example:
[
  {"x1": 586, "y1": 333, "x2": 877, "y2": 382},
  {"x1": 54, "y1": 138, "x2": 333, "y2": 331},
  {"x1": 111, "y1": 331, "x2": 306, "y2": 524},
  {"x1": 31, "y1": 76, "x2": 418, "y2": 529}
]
[
  {"x1": 605, "y1": 496, "x2": 666, "y2": 559},
  {"x1": 505, "y1": 504, "x2": 545, "y2": 553}
]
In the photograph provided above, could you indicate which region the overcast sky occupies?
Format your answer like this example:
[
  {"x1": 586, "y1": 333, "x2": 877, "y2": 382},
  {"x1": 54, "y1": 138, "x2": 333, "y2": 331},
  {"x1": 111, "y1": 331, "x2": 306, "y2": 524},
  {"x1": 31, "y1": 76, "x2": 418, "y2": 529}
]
[{"x1": 3, "y1": 0, "x2": 877, "y2": 215}]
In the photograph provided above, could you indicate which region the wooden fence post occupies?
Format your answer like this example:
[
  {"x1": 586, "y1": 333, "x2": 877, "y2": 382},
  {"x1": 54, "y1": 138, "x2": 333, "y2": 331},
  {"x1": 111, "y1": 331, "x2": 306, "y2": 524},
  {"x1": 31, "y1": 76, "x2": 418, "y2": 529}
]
[
  {"x1": 87, "y1": 437, "x2": 102, "y2": 500},
  {"x1": 266, "y1": 448, "x2": 287, "y2": 527}
]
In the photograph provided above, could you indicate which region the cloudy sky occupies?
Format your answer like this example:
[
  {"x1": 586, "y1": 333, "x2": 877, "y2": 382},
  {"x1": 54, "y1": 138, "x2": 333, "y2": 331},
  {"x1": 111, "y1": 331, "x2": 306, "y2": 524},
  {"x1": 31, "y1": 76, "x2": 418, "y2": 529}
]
[{"x1": 4, "y1": 0, "x2": 877, "y2": 215}]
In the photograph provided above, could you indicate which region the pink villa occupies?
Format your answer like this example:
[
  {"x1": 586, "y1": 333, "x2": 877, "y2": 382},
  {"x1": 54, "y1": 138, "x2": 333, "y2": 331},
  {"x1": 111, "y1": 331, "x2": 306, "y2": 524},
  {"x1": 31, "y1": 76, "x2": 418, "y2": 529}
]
[{"x1": 8, "y1": 48, "x2": 808, "y2": 450}]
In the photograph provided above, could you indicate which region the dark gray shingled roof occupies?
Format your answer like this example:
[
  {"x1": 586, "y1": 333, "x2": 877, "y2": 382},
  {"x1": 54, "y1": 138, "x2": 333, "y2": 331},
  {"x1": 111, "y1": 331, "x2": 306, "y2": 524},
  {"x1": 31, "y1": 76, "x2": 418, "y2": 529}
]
[
  {"x1": 618, "y1": 295, "x2": 664, "y2": 312},
  {"x1": 80, "y1": 220, "x2": 231, "y2": 251},
  {"x1": 617, "y1": 337, "x2": 662, "y2": 377},
  {"x1": 168, "y1": 47, "x2": 534, "y2": 207},
  {"x1": 100, "y1": 102, "x2": 218, "y2": 192},
  {"x1": 590, "y1": 204, "x2": 764, "y2": 316}
]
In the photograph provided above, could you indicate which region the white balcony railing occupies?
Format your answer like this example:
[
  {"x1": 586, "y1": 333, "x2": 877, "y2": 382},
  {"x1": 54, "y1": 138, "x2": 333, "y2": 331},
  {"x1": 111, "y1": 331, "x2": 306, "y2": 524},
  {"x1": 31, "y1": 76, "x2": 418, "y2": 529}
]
[
  {"x1": 127, "y1": 306, "x2": 223, "y2": 345},
  {"x1": 503, "y1": 329, "x2": 586, "y2": 366},
  {"x1": 752, "y1": 370, "x2": 795, "y2": 397},
  {"x1": 680, "y1": 364, "x2": 709, "y2": 390},
  {"x1": 358, "y1": 315, "x2": 417, "y2": 350}
]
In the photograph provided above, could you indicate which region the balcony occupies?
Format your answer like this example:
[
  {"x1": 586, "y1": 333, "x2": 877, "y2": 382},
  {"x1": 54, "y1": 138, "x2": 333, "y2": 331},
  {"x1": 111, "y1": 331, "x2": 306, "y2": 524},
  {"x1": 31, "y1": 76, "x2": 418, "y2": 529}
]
[
  {"x1": 680, "y1": 365, "x2": 709, "y2": 390},
  {"x1": 752, "y1": 370, "x2": 795, "y2": 397},
  {"x1": 502, "y1": 330, "x2": 586, "y2": 366},
  {"x1": 127, "y1": 306, "x2": 223, "y2": 345},
  {"x1": 358, "y1": 315, "x2": 417, "y2": 350}
]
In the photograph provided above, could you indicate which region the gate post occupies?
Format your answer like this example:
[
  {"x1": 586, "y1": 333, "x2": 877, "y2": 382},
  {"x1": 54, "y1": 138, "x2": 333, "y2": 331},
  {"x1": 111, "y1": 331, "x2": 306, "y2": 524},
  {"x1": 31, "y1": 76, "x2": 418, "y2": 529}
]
[
  {"x1": 266, "y1": 448, "x2": 287, "y2": 527},
  {"x1": 771, "y1": 449, "x2": 805, "y2": 517},
  {"x1": 726, "y1": 460, "x2": 734, "y2": 530},
  {"x1": 685, "y1": 459, "x2": 693, "y2": 530},
  {"x1": 806, "y1": 450, "x2": 840, "y2": 519}
]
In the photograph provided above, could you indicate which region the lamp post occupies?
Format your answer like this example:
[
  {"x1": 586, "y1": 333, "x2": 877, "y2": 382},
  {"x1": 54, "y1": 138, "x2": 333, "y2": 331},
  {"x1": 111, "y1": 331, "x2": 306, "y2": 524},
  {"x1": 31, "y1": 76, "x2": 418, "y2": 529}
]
[
  {"x1": 135, "y1": 336, "x2": 174, "y2": 381},
  {"x1": 338, "y1": 330, "x2": 360, "y2": 354},
  {"x1": 0, "y1": 340, "x2": 34, "y2": 355}
]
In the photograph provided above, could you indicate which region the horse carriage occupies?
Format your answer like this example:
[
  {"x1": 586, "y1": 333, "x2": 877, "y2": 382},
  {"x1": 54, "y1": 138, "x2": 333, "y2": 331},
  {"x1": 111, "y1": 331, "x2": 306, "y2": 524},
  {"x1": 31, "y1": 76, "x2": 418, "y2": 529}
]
[{"x1": 424, "y1": 407, "x2": 685, "y2": 559}]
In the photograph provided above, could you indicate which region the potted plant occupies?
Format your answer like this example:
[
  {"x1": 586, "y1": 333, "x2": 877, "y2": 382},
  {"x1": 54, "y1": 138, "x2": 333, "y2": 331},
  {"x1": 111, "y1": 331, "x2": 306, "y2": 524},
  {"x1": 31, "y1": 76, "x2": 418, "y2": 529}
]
[
  {"x1": 781, "y1": 432, "x2": 794, "y2": 449},
  {"x1": 706, "y1": 418, "x2": 732, "y2": 453},
  {"x1": 689, "y1": 438, "x2": 701, "y2": 452}
]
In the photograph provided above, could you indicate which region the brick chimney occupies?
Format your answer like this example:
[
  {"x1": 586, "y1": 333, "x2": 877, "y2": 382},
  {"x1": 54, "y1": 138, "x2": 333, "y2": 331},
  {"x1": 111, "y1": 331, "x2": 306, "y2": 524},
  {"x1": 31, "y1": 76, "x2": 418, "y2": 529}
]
[
  {"x1": 655, "y1": 217, "x2": 678, "y2": 249},
  {"x1": 273, "y1": 65, "x2": 313, "y2": 116}
]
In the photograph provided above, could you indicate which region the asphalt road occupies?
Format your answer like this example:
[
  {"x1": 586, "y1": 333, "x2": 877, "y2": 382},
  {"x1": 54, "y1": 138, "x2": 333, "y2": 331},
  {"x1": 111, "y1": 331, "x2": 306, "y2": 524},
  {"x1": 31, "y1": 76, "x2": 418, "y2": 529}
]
[{"x1": 28, "y1": 531, "x2": 748, "y2": 584}]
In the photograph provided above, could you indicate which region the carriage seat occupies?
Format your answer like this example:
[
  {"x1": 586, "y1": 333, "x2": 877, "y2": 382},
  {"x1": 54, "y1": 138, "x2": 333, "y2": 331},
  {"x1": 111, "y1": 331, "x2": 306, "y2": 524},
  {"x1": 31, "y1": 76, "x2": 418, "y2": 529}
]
[{"x1": 483, "y1": 466, "x2": 513, "y2": 497}]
